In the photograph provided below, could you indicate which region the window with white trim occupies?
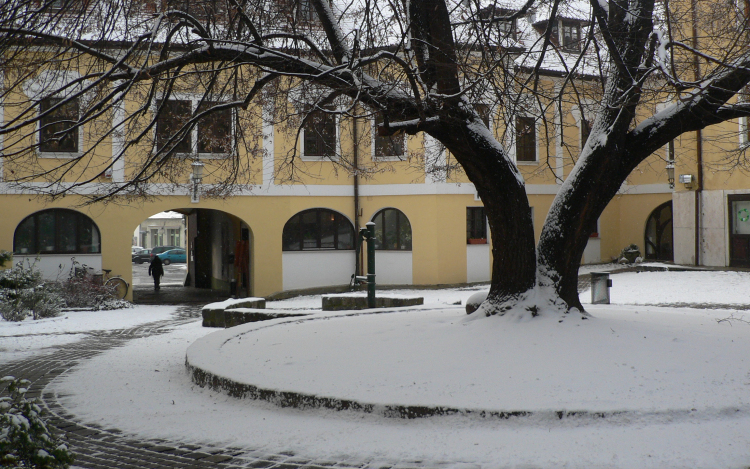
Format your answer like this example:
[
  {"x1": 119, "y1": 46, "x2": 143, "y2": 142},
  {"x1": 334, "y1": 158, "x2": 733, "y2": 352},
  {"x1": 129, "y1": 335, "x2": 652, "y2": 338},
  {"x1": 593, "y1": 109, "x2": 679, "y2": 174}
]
[
  {"x1": 373, "y1": 115, "x2": 405, "y2": 158},
  {"x1": 302, "y1": 108, "x2": 337, "y2": 158},
  {"x1": 515, "y1": 115, "x2": 537, "y2": 162},
  {"x1": 39, "y1": 97, "x2": 79, "y2": 154},
  {"x1": 155, "y1": 98, "x2": 233, "y2": 156}
]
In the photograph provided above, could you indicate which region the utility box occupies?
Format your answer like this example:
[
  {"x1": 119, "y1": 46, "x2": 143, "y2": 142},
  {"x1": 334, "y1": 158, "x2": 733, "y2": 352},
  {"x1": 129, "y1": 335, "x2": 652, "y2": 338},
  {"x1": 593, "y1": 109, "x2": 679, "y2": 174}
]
[{"x1": 590, "y1": 272, "x2": 612, "y2": 304}]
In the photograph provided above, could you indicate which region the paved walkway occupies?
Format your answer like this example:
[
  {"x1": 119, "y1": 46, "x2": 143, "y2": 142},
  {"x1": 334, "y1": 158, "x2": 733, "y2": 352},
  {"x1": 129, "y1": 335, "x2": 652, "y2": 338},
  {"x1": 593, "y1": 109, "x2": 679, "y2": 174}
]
[{"x1": 2, "y1": 306, "x2": 371, "y2": 469}]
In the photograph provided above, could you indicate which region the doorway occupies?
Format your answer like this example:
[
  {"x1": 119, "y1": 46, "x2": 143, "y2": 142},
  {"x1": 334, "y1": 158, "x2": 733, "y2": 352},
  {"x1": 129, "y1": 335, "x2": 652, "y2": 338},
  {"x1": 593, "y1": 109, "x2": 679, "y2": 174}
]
[
  {"x1": 729, "y1": 194, "x2": 750, "y2": 267},
  {"x1": 644, "y1": 201, "x2": 673, "y2": 261}
]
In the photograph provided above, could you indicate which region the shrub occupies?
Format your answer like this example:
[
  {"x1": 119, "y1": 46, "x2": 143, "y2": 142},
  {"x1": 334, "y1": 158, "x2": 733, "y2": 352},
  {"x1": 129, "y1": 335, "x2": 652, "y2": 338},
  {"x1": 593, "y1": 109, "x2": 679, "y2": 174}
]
[
  {"x1": 58, "y1": 259, "x2": 131, "y2": 311},
  {"x1": 0, "y1": 261, "x2": 64, "y2": 322},
  {"x1": 0, "y1": 376, "x2": 75, "y2": 468},
  {"x1": 0, "y1": 251, "x2": 11, "y2": 268}
]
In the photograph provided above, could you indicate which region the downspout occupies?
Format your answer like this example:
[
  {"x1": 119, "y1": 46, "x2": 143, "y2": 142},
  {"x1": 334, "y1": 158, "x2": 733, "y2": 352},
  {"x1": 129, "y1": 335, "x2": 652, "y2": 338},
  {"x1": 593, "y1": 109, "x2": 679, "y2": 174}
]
[
  {"x1": 692, "y1": 0, "x2": 703, "y2": 266},
  {"x1": 353, "y1": 113, "x2": 362, "y2": 277}
]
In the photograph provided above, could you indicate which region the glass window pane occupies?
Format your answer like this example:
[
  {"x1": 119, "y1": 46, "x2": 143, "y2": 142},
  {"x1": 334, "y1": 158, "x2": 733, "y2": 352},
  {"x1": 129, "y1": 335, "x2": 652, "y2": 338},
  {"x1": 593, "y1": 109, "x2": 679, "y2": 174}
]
[
  {"x1": 301, "y1": 211, "x2": 319, "y2": 249},
  {"x1": 14, "y1": 217, "x2": 35, "y2": 254},
  {"x1": 283, "y1": 215, "x2": 301, "y2": 251},
  {"x1": 337, "y1": 216, "x2": 353, "y2": 250},
  {"x1": 319, "y1": 212, "x2": 336, "y2": 249},
  {"x1": 373, "y1": 212, "x2": 384, "y2": 250},
  {"x1": 733, "y1": 201, "x2": 750, "y2": 234},
  {"x1": 156, "y1": 100, "x2": 192, "y2": 153},
  {"x1": 38, "y1": 212, "x2": 56, "y2": 253},
  {"x1": 304, "y1": 110, "x2": 336, "y2": 157},
  {"x1": 40, "y1": 97, "x2": 79, "y2": 152},
  {"x1": 516, "y1": 116, "x2": 536, "y2": 162},
  {"x1": 399, "y1": 212, "x2": 412, "y2": 250},
  {"x1": 57, "y1": 211, "x2": 78, "y2": 253},
  {"x1": 374, "y1": 115, "x2": 405, "y2": 157},
  {"x1": 198, "y1": 101, "x2": 232, "y2": 154},
  {"x1": 383, "y1": 209, "x2": 398, "y2": 250}
]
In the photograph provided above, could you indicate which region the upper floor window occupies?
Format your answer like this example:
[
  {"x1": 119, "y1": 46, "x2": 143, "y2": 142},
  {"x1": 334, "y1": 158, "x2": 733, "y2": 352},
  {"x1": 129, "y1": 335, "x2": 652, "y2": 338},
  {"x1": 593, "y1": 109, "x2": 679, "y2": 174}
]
[
  {"x1": 282, "y1": 208, "x2": 354, "y2": 251},
  {"x1": 515, "y1": 116, "x2": 537, "y2": 162},
  {"x1": 467, "y1": 207, "x2": 487, "y2": 244},
  {"x1": 372, "y1": 208, "x2": 412, "y2": 250},
  {"x1": 14, "y1": 209, "x2": 101, "y2": 255},
  {"x1": 374, "y1": 115, "x2": 405, "y2": 158},
  {"x1": 303, "y1": 109, "x2": 337, "y2": 158},
  {"x1": 39, "y1": 97, "x2": 79, "y2": 153},
  {"x1": 474, "y1": 103, "x2": 491, "y2": 128},
  {"x1": 497, "y1": 19, "x2": 516, "y2": 40},
  {"x1": 562, "y1": 21, "x2": 581, "y2": 51},
  {"x1": 580, "y1": 116, "x2": 591, "y2": 150},
  {"x1": 155, "y1": 99, "x2": 233, "y2": 156}
]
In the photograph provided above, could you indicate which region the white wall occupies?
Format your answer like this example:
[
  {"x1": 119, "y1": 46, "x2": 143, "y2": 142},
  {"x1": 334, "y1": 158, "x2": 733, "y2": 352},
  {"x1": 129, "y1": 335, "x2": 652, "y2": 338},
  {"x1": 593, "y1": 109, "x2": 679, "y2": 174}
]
[
  {"x1": 466, "y1": 244, "x2": 491, "y2": 283},
  {"x1": 673, "y1": 190, "x2": 696, "y2": 265},
  {"x1": 12, "y1": 254, "x2": 103, "y2": 281},
  {"x1": 374, "y1": 251, "x2": 412, "y2": 285},
  {"x1": 582, "y1": 238, "x2": 601, "y2": 264},
  {"x1": 282, "y1": 251, "x2": 356, "y2": 290}
]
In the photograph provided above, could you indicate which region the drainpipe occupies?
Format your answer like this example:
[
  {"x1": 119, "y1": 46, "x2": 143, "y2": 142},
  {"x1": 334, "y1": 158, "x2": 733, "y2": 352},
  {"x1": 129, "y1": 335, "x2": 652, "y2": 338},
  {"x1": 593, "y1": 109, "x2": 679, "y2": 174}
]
[
  {"x1": 353, "y1": 112, "x2": 362, "y2": 277},
  {"x1": 692, "y1": 0, "x2": 702, "y2": 266}
]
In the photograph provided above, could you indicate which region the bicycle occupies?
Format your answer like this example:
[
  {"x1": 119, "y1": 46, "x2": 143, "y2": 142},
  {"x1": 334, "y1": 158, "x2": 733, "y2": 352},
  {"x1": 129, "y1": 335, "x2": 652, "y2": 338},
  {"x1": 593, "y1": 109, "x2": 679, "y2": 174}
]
[{"x1": 101, "y1": 269, "x2": 129, "y2": 300}]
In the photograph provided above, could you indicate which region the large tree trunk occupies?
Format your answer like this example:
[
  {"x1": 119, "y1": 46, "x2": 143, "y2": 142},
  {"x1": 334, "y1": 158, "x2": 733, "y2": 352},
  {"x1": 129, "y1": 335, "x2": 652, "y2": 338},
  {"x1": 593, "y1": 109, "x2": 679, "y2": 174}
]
[{"x1": 432, "y1": 113, "x2": 537, "y2": 313}]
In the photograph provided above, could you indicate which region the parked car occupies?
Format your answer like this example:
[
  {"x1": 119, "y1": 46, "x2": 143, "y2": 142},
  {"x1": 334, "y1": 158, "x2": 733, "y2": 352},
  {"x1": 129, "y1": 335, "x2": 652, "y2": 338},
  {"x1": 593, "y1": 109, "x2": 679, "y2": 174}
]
[
  {"x1": 157, "y1": 248, "x2": 186, "y2": 265},
  {"x1": 131, "y1": 245, "x2": 144, "y2": 254},
  {"x1": 132, "y1": 249, "x2": 152, "y2": 264},
  {"x1": 150, "y1": 245, "x2": 180, "y2": 259}
]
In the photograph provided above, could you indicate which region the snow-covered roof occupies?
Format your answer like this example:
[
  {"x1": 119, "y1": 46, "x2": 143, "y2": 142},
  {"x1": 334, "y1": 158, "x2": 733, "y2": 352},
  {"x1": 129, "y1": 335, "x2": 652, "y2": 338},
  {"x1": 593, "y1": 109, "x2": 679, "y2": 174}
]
[{"x1": 148, "y1": 211, "x2": 184, "y2": 219}]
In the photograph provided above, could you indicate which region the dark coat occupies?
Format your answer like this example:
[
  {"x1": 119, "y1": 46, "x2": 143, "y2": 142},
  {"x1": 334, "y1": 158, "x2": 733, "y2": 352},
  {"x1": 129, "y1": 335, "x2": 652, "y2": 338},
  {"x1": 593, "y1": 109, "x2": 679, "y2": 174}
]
[{"x1": 148, "y1": 256, "x2": 164, "y2": 278}]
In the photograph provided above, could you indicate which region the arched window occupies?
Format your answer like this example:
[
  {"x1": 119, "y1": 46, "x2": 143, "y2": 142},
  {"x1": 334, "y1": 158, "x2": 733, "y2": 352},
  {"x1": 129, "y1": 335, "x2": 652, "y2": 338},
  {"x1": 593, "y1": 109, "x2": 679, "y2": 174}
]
[
  {"x1": 14, "y1": 209, "x2": 101, "y2": 255},
  {"x1": 372, "y1": 208, "x2": 412, "y2": 251},
  {"x1": 282, "y1": 209, "x2": 354, "y2": 251}
]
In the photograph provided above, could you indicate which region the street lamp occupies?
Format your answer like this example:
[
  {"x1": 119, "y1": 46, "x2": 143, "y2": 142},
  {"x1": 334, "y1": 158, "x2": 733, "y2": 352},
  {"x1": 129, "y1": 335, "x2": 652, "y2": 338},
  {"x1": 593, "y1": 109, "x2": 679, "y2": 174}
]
[
  {"x1": 666, "y1": 160, "x2": 675, "y2": 189},
  {"x1": 190, "y1": 160, "x2": 204, "y2": 203}
]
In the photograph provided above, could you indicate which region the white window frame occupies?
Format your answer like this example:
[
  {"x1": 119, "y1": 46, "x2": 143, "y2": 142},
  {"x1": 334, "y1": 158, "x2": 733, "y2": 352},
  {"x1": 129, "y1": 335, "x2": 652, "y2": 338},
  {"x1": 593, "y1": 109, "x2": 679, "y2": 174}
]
[
  {"x1": 571, "y1": 103, "x2": 596, "y2": 153},
  {"x1": 300, "y1": 107, "x2": 340, "y2": 162},
  {"x1": 153, "y1": 94, "x2": 235, "y2": 160},
  {"x1": 512, "y1": 114, "x2": 539, "y2": 164},
  {"x1": 36, "y1": 95, "x2": 84, "y2": 159},
  {"x1": 371, "y1": 117, "x2": 407, "y2": 161}
]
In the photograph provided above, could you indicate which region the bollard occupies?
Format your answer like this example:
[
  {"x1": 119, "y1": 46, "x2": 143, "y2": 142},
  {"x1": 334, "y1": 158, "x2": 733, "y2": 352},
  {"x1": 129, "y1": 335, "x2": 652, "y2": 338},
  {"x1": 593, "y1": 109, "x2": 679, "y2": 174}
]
[{"x1": 590, "y1": 272, "x2": 612, "y2": 304}]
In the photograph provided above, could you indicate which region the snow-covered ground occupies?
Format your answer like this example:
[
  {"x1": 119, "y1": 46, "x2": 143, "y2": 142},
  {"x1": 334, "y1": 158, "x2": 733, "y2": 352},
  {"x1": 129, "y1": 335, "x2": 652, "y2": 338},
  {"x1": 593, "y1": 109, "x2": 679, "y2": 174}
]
[
  {"x1": 0, "y1": 306, "x2": 178, "y2": 365},
  {"x1": 4, "y1": 269, "x2": 750, "y2": 468}
]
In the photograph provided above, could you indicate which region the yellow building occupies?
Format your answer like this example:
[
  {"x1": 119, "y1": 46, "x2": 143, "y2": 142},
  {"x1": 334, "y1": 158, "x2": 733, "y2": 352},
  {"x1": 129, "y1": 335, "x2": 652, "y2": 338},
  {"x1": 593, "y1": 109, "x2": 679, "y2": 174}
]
[{"x1": 2, "y1": 0, "x2": 743, "y2": 302}]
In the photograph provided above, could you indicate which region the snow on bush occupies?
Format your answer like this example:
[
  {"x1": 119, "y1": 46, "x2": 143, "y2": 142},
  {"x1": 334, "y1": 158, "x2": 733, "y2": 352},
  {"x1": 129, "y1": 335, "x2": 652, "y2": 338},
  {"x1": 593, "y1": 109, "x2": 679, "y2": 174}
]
[
  {"x1": 0, "y1": 261, "x2": 64, "y2": 322},
  {"x1": 58, "y1": 260, "x2": 131, "y2": 311},
  {"x1": 0, "y1": 376, "x2": 75, "y2": 468}
]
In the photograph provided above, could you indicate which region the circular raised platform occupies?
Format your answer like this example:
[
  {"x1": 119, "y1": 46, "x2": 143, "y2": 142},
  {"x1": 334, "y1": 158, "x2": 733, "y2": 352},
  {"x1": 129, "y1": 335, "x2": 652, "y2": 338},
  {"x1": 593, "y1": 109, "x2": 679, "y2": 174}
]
[{"x1": 185, "y1": 306, "x2": 750, "y2": 421}]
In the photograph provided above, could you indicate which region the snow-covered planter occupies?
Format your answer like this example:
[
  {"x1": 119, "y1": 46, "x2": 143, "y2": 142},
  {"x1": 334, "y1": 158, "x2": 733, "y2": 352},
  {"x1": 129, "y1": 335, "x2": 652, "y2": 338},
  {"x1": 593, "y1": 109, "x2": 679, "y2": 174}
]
[
  {"x1": 0, "y1": 376, "x2": 75, "y2": 468},
  {"x1": 619, "y1": 244, "x2": 641, "y2": 264}
]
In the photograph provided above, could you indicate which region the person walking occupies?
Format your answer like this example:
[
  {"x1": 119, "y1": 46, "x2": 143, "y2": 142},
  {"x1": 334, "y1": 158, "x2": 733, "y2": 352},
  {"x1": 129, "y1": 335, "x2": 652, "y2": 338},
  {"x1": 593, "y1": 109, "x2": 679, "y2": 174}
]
[{"x1": 148, "y1": 255, "x2": 164, "y2": 290}]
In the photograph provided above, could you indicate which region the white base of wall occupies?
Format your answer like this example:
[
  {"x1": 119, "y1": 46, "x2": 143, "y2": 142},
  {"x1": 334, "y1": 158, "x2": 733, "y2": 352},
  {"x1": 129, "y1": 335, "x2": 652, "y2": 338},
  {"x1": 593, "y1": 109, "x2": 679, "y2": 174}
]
[
  {"x1": 466, "y1": 244, "x2": 491, "y2": 283},
  {"x1": 282, "y1": 251, "x2": 356, "y2": 291},
  {"x1": 374, "y1": 251, "x2": 412, "y2": 285},
  {"x1": 582, "y1": 238, "x2": 601, "y2": 264},
  {"x1": 12, "y1": 254, "x2": 103, "y2": 281}
]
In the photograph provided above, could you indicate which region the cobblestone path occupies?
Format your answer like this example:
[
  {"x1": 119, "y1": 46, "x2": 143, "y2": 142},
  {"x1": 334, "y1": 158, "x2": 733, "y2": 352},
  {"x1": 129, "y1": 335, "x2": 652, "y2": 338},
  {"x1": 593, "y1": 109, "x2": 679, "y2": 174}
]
[{"x1": 2, "y1": 307, "x2": 373, "y2": 469}]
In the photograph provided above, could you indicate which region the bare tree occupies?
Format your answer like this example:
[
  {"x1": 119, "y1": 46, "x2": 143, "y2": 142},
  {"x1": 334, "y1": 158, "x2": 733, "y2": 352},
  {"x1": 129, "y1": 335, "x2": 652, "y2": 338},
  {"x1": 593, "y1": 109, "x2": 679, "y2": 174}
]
[{"x1": 2, "y1": 0, "x2": 750, "y2": 317}]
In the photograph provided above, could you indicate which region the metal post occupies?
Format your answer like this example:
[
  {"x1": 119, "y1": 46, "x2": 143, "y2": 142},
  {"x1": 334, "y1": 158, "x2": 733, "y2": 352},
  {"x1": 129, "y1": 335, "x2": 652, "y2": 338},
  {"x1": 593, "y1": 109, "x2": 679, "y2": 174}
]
[{"x1": 365, "y1": 221, "x2": 376, "y2": 308}]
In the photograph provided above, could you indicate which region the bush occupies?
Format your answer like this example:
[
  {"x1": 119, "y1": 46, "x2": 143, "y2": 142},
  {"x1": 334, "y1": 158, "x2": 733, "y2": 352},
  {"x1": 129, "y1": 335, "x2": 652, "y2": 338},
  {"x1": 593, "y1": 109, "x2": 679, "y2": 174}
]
[
  {"x1": 58, "y1": 259, "x2": 131, "y2": 311},
  {"x1": 0, "y1": 251, "x2": 11, "y2": 268},
  {"x1": 0, "y1": 261, "x2": 64, "y2": 322},
  {"x1": 0, "y1": 376, "x2": 75, "y2": 468}
]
